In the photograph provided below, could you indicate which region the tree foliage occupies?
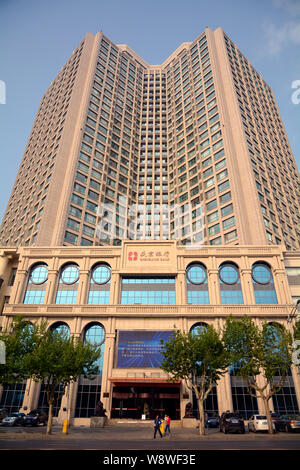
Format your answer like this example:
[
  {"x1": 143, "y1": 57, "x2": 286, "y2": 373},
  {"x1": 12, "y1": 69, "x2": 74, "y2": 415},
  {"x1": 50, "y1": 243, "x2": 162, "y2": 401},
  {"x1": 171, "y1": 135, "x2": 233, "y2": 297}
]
[
  {"x1": 160, "y1": 325, "x2": 229, "y2": 435},
  {"x1": 0, "y1": 316, "x2": 35, "y2": 384},
  {"x1": 0, "y1": 318, "x2": 101, "y2": 435},
  {"x1": 222, "y1": 315, "x2": 293, "y2": 434}
]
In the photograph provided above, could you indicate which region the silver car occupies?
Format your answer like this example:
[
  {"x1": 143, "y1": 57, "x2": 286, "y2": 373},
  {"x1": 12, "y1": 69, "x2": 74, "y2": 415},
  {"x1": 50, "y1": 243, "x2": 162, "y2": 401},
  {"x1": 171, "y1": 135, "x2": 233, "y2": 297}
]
[{"x1": 248, "y1": 415, "x2": 276, "y2": 432}]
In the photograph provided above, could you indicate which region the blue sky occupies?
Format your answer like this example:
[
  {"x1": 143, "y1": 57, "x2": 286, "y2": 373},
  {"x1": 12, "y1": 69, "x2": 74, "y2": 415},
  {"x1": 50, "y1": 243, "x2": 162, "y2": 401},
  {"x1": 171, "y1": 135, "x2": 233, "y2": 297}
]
[{"x1": 0, "y1": 0, "x2": 299, "y2": 223}]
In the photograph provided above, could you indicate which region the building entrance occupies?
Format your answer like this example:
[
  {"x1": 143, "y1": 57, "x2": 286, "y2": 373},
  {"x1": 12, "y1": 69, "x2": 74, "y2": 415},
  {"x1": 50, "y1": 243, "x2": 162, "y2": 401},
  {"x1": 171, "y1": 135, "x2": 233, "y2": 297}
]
[{"x1": 111, "y1": 385, "x2": 180, "y2": 420}]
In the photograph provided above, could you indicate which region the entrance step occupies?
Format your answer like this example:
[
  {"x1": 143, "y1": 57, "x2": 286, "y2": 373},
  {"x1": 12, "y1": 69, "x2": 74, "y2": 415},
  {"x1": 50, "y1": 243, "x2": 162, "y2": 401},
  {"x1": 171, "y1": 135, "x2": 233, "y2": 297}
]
[{"x1": 109, "y1": 419, "x2": 183, "y2": 428}]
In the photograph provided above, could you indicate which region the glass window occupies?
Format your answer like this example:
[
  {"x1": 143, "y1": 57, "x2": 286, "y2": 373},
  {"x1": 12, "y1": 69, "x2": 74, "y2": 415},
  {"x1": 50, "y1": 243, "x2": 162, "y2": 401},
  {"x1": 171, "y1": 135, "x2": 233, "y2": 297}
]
[
  {"x1": 88, "y1": 264, "x2": 111, "y2": 304},
  {"x1": 219, "y1": 263, "x2": 243, "y2": 304},
  {"x1": 55, "y1": 264, "x2": 79, "y2": 304},
  {"x1": 251, "y1": 263, "x2": 277, "y2": 304},
  {"x1": 186, "y1": 264, "x2": 209, "y2": 304},
  {"x1": 75, "y1": 323, "x2": 105, "y2": 418},
  {"x1": 120, "y1": 277, "x2": 175, "y2": 305},
  {"x1": 24, "y1": 264, "x2": 48, "y2": 304}
]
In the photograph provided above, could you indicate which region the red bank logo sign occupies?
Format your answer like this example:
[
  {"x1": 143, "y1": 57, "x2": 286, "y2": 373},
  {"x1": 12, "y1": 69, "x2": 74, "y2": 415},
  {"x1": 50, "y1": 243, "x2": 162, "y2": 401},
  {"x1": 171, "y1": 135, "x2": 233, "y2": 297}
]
[
  {"x1": 128, "y1": 251, "x2": 138, "y2": 261},
  {"x1": 128, "y1": 250, "x2": 170, "y2": 262}
]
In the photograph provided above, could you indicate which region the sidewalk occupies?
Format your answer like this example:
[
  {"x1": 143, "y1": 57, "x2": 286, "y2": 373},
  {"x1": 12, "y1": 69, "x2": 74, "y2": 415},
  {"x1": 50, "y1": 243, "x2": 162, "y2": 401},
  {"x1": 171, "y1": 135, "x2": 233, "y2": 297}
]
[{"x1": 1, "y1": 424, "x2": 300, "y2": 441}]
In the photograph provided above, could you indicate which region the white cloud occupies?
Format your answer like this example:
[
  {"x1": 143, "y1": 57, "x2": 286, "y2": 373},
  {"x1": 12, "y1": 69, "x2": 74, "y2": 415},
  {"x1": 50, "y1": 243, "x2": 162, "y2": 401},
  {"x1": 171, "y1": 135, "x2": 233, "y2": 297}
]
[{"x1": 264, "y1": 21, "x2": 300, "y2": 55}]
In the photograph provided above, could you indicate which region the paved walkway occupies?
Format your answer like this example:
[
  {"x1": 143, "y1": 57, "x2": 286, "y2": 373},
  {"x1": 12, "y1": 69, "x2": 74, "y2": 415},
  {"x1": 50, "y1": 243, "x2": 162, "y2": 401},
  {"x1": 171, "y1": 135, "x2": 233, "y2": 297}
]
[{"x1": 1, "y1": 424, "x2": 300, "y2": 442}]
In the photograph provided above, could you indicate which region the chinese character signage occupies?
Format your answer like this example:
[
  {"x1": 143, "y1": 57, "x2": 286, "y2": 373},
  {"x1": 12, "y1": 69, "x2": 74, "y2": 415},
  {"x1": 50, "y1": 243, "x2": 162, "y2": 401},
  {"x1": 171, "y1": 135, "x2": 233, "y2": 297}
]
[{"x1": 117, "y1": 330, "x2": 174, "y2": 368}]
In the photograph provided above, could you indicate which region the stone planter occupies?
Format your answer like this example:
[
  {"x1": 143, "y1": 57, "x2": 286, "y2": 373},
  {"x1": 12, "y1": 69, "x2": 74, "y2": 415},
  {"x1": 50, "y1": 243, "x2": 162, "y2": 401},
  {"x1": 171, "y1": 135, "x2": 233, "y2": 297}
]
[{"x1": 90, "y1": 416, "x2": 108, "y2": 428}]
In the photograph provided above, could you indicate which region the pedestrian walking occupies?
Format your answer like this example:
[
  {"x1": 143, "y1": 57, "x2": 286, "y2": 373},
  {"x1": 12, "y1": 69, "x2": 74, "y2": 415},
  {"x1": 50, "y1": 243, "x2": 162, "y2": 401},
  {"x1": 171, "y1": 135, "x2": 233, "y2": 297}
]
[
  {"x1": 153, "y1": 415, "x2": 163, "y2": 439},
  {"x1": 164, "y1": 414, "x2": 171, "y2": 435}
]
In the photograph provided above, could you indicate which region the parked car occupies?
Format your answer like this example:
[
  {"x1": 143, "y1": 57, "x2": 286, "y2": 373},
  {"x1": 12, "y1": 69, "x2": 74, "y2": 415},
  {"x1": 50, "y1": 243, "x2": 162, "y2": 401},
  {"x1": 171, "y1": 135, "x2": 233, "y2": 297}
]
[
  {"x1": 2, "y1": 412, "x2": 25, "y2": 427},
  {"x1": 219, "y1": 412, "x2": 245, "y2": 434},
  {"x1": 271, "y1": 412, "x2": 281, "y2": 423},
  {"x1": 206, "y1": 415, "x2": 220, "y2": 428},
  {"x1": 248, "y1": 415, "x2": 276, "y2": 433},
  {"x1": 22, "y1": 409, "x2": 48, "y2": 427},
  {"x1": 0, "y1": 408, "x2": 8, "y2": 423},
  {"x1": 275, "y1": 415, "x2": 300, "y2": 433}
]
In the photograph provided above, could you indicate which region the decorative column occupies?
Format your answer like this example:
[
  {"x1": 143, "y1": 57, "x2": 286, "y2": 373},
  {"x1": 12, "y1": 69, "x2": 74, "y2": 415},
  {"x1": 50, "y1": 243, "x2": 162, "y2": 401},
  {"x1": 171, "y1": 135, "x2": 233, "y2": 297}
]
[
  {"x1": 101, "y1": 330, "x2": 116, "y2": 418},
  {"x1": 240, "y1": 269, "x2": 255, "y2": 305},
  {"x1": 273, "y1": 268, "x2": 290, "y2": 304},
  {"x1": 0, "y1": 253, "x2": 10, "y2": 282},
  {"x1": 216, "y1": 371, "x2": 233, "y2": 415},
  {"x1": 77, "y1": 270, "x2": 90, "y2": 304},
  {"x1": 44, "y1": 269, "x2": 58, "y2": 304},
  {"x1": 20, "y1": 379, "x2": 41, "y2": 413},
  {"x1": 176, "y1": 272, "x2": 186, "y2": 305},
  {"x1": 109, "y1": 272, "x2": 120, "y2": 305},
  {"x1": 207, "y1": 269, "x2": 221, "y2": 305}
]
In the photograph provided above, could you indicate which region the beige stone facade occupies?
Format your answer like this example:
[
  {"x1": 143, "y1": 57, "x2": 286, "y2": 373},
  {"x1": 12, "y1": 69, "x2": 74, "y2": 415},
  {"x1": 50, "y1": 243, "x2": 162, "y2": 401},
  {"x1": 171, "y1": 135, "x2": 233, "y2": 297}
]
[{"x1": 0, "y1": 241, "x2": 299, "y2": 425}]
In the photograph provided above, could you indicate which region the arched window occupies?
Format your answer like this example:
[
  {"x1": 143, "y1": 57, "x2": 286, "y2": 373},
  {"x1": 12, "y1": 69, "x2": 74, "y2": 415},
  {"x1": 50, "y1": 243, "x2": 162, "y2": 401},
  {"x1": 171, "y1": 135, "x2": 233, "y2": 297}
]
[
  {"x1": 219, "y1": 262, "x2": 243, "y2": 304},
  {"x1": 251, "y1": 262, "x2": 277, "y2": 304},
  {"x1": 24, "y1": 263, "x2": 48, "y2": 304},
  {"x1": 190, "y1": 322, "x2": 208, "y2": 336},
  {"x1": 88, "y1": 263, "x2": 111, "y2": 304},
  {"x1": 55, "y1": 263, "x2": 79, "y2": 304},
  {"x1": 75, "y1": 322, "x2": 106, "y2": 418},
  {"x1": 186, "y1": 264, "x2": 209, "y2": 304},
  {"x1": 50, "y1": 322, "x2": 70, "y2": 338}
]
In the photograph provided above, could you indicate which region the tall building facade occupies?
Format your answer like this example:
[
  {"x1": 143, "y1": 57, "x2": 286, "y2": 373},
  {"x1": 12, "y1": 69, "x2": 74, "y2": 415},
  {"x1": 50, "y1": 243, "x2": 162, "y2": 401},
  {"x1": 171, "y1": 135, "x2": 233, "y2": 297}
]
[
  {"x1": 0, "y1": 27, "x2": 299, "y2": 249},
  {"x1": 0, "y1": 28, "x2": 300, "y2": 426}
]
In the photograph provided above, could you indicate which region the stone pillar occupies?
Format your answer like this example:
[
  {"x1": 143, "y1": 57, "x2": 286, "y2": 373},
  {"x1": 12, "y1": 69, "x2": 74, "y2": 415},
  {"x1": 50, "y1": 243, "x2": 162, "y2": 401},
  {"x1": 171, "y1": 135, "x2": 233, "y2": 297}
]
[
  {"x1": 240, "y1": 269, "x2": 255, "y2": 305},
  {"x1": 44, "y1": 270, "x2": 58, "y2": 304},
  {"x1": 273, "y1": 269, "x2": 290, "y2": 304},
  {"x1": 217, "y1": 371, "x2": 233, "y2": 415},
  {"x1": 0, "y1": 254, "x2": 10, "y2": 281},
  {"x1": 10, "y1": 269, "x2": 28, "y2": 304},
  {"x1": 20, "y1": 380, "x2": 41, "y2": 413},
  {"x1": 207, "y1": 269, "x2": 221, "y2": 304},
  {"x1": 77, "y1": 270, "x2": 89, "y2": 304},
  {"x1": 101, "y1": 330, "x2": 116, "y2": 418},
  {"x1": 58, "y1": 382, "x2": 76, "y2": 424},
  {"x1": 176, "y1": 272, "x2": 186, "y2": 305},
  {"x1": 109, "y1": 272, "x2": 120, "y2": 305}
]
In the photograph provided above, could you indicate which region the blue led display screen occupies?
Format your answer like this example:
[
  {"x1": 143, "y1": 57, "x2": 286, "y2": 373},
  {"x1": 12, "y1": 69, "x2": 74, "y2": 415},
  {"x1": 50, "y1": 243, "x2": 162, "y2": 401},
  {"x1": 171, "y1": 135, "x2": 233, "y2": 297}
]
[{"x1": 117, "y1": 330, "x2": 174, "y2": 368}]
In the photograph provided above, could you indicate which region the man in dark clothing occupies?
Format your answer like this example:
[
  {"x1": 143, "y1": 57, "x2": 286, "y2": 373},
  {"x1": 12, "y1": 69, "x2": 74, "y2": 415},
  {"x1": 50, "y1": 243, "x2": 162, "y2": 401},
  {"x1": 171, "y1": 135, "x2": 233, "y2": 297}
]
[{"x1": 153, "y1": 415, "x2": 163, "y2": 439}]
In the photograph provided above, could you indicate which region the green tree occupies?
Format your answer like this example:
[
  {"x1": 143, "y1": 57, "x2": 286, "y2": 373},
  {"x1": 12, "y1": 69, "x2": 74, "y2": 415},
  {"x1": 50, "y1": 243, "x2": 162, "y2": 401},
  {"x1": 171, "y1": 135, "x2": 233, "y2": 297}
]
[
  {"x1": 23, "y1": 322, "x2": 101, "y2": 435},
  {"x1": 223, "y1": 316, "x2": 293, "y2": 434},
  {"x1": 0, "y1": 316, "x2": 35, "y2": 385},
  {"x1": 160, "y1": 325, "x2": 229, "y2": 435},
  {"x1": 293, "y1": 319, "x2": 300, "y2": 371}
]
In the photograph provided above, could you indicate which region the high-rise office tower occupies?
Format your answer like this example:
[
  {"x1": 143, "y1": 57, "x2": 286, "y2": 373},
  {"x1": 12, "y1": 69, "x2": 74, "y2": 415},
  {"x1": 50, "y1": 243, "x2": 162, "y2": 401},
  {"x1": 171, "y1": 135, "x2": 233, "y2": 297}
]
[{"x1": 1, "y1": 27, "x2": 299, "y2": 249}]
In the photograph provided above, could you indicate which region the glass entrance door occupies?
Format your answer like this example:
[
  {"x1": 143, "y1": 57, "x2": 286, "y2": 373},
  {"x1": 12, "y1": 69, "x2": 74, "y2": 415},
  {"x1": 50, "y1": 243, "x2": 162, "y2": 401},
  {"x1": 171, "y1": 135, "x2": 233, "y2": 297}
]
[{"x1": 111, "y1": 385, "x2": 180, "y2": 420}]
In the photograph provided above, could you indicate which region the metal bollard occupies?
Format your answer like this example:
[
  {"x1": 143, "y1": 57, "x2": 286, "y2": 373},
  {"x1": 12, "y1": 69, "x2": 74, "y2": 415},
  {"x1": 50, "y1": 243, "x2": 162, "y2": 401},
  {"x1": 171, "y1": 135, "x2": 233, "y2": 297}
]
[{"x1": 62, "y1": 419, "x2": 68, "y2": 434}]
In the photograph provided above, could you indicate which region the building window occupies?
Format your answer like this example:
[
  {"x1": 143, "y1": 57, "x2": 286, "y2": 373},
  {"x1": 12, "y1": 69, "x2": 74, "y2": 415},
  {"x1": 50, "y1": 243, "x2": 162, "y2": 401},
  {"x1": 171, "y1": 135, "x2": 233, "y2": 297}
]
[
  {"x1": 75, "y1": 323, "x2": 105, "y2": 418},
  {"x1": 88, "y1": 263, "x2": 111, "y2": 304},
  {"x1": 55, "y1": 263, "x2": 79, "y2": 304},
  {"x1": 0, "y1": 382, "x2": 27, "y2": 414},
  {"x1": 186, "y1": 264, "x2": 209, "y2": 304},
  {"x1": 251, "y1": 262, "x2": 278, "y2": 304},
  {"x1": 24, "y1": 263, "x2": 48, "y2": 304},
  {"x1": 219, "y1": 262, "x2": 243, "y2": 304},
  {"x1": 120, "y1": 277, "x2": 176, "y2": 305}
]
